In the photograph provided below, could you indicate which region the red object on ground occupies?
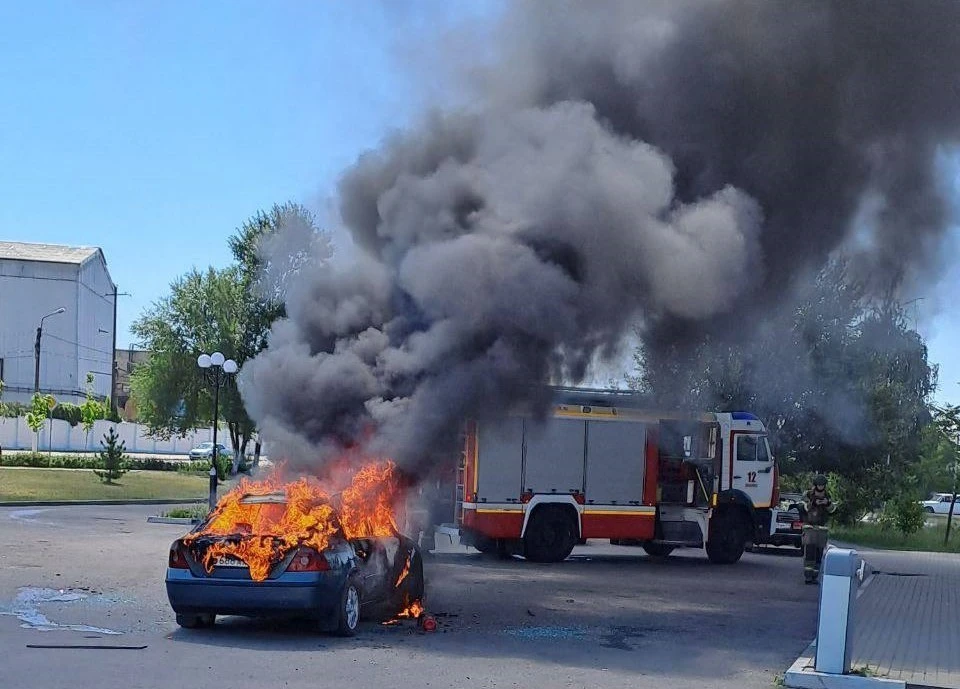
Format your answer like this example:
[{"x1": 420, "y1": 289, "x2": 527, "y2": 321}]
[{"x1": 418, "y1": 614, "x2": 437, "y2": 632}]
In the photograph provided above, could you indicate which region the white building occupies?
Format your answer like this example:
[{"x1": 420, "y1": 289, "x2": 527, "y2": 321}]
[{"x1": 0, "y1": 241, "x2": 116, "y2": 405}]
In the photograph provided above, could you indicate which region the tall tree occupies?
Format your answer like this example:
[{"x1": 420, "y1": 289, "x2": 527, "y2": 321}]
[
  {"x1": 631, "y1": 259, "x2": 937, "y2": 511},
  {"x1": 131, "y1": 203, "x2": 330, "y2": 468}
]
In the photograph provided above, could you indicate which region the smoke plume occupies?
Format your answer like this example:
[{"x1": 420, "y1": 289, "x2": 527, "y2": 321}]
[{"x1": 240, "y1": 1, "x2": 960, "y2": 471}]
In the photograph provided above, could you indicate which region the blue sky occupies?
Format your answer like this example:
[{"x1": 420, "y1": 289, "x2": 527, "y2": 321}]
[{"x1": 2, "y1": 2, "x2": 958, "y2": 405}]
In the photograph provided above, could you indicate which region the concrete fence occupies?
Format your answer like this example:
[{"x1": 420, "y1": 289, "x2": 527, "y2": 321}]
[{"x1": 0, "y1": 416, "x2": 234, "y2": 455}]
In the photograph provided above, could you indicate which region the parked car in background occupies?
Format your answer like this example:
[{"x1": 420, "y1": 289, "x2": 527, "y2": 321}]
[
  {"x1": 189, "y1": 442, "x2": 229, "y2": 460},
  {"x1": 754, "y1": 492, "x2": 804, "y2": 549},
  {"x1": 919, "y1": 493, "x2": 958, "y2": 514}
]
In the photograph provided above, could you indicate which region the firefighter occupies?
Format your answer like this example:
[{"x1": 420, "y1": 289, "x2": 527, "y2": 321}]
[{"x1": 801, "y1": 474, "x2": 835, "y2": 584}]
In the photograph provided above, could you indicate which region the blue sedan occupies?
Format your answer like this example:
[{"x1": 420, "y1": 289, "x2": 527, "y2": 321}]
[{"x1": 166, "y1": 497, "x2": 424, "y2": 636}]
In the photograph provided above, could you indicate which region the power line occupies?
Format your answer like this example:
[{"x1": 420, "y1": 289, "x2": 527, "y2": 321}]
[{"x1": 43, "y1": 333, "x2": 112, "y2": 356}]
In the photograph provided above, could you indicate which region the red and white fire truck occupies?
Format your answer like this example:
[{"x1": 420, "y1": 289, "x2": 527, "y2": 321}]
[{"x1": 454, "y1": 387, "x2": 778, "y2": 564}]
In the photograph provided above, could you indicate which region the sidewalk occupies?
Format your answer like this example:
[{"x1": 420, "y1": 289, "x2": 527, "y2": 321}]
[{"x1": 849, "y1": 548, "x2": 960, "y2": 688}]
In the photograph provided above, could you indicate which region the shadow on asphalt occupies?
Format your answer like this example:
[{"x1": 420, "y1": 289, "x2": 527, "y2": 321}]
[
  {"x1": 749, "y1": 545, "x2": 803, "y2": 558},
  {"x1": 166, "y1": 617, "x2": 423, "y2": 651}
]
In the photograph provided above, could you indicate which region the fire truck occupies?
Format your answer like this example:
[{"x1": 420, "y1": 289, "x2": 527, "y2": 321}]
[{"x1": 454, "y1": 387, "x2": 778, "y2": 564}]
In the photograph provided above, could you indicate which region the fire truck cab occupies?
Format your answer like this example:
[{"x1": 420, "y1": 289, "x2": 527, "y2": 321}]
[{"x1": 455, "y1": 388, "x2": 777, "y2": 564}]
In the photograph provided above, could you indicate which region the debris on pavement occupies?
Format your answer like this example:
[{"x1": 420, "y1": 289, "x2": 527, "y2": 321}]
[{"x1": 26, "y1": 644, "x2": 147, "y2": 650}]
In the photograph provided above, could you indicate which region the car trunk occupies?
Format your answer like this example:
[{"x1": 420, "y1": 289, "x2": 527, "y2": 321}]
[{"x1": 183, "y1": 493, "x2": 339, "y2": 581}]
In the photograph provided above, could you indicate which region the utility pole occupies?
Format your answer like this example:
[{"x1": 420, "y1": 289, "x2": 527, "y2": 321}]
[
  {"x1": 110, "y1": 285, "x2": 118, "y2": 416},
  {"x1": 105, "y1": 286, "x2": 130, "y2": 417},
  {"x1": 945, "y1": 435, "x2": 959, "y2": 548}
]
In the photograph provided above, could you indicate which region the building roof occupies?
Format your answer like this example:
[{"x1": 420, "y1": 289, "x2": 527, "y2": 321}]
[{"x1": 0, "y1": 241, "x2": 100, "y2": 265}]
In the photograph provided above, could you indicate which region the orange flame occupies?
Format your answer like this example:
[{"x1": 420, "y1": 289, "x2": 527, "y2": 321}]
[
  {"x1": 184, "y1": 460, "x2": 403, "y2": 582},
  {"x1": 398, "y1": 599, "x2": 424, "y2": 619},
  {"x1": 395, "y1": 552, "x2": 412, "y2": 588},
  {"x1": 382, "y1": 598, "x2": 424, "y2": 625}
]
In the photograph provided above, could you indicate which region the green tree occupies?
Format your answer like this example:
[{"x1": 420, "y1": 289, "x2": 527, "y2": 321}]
[
  {"x1": 929, "y1": 404, "x2": 960, "y2": 542},
  {"x1": 890, "y1": 494, "x2": 926, "y2": 537},
  {"x1": 131, "y1": 203, "x2": 330, "y2": 471},
  {"x1": 80, "y1": 372, "x2": 105, "y2": 450},
  {"x1": 25, "y1": 393, "x2": 56, "y2": 453},
  {"x1": 94, "y1": 427, "x2": 128, "y2": 484},
  {"x1": 631, "y1": 259, "x2": 937, "y2": 515}
]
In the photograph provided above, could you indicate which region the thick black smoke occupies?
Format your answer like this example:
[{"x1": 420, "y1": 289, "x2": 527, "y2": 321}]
[{"x1": 240, "y1": 1, "x2": 960, "y2": 470}]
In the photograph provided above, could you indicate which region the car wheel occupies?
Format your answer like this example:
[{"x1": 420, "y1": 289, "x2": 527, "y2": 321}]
[
  {"x1": 336, "y1": 580, "x2": 361, "y2": 637},
  {"x1": 523, "y1": 505, "x2": 577, "y2": 563},
  {"x1": 924, "y1": 507, "x2": 935, "y2": 514}
]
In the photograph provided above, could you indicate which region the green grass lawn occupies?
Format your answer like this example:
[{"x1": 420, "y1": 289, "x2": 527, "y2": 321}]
[
  {"x1": 832, "y1": 521, "x2": 960, "y2": 554},
  {"x1": 0, "y1": 467, "x2": 212, "y2": 502}
]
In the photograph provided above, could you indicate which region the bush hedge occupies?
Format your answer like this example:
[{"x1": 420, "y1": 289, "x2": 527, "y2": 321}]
[
  {"x1": 51, "y1": 403, "x2": 83, "y2": 427},
  {"x1": 0, "y1": 452, "x2": 206, "y2": 472},
  {"x1": 0, "y1": 402, "x2": 29, "y2": 418}
]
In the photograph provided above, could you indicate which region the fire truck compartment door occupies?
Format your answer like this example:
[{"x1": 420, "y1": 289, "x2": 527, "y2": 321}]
[
  {"x1": 585, "y1": 420, "x2": 646, "y2": 505},
  {"x1": 522, "y1": 418, "x2": 586, "y2": 495},
  {"x1": 476, "y1": 417, "x2": 524, "y2": 502}
]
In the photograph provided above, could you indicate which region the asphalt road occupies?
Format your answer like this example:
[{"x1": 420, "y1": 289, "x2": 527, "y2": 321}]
[{"x1": 0, "y1": 505, "x2": 818, "y2": 689}]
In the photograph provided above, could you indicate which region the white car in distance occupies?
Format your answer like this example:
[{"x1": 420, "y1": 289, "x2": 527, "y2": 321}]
[{"x1": 919, "y1": 493, "x2": 958, "y2": 514}]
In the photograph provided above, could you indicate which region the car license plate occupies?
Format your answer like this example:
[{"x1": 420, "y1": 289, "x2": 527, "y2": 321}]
[
  {"x1": 215, "y1": 556, "x2": 247, "y2": 568},
  {"x1": 791, "y1": 521, "x2": 802, "y2": 530}
]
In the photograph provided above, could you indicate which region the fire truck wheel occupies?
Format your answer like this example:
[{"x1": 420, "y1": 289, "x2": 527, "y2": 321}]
[
  {"x1": 706, "y1": 509, "x2": 747, "y2": 565},
  {"x1": 523, "y1": 505, "x2": 578, "y2": 563},
  {"x1": 641, "y1": 542, "x2": 675, "y2": 558},
  {"x1": 474, "y1": 536, "x2": 498, "y2": 555}
]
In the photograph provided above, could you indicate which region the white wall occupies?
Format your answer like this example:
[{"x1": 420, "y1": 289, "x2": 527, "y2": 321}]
[
  {"x1": 0, "y1": 259, "x2": 81, "y2": 403},
  {"x1": 76, "y1": 255, "x2": 114, "y2": 400},
  {"x1": 0, "y1": 416, "x2": 266, "y2": 456}
]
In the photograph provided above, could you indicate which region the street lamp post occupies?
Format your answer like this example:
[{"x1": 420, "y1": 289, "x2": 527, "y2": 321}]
[
  {"x1": 197, "y1": 351, "x2": 238, "y2": 511},
  {"x1": 34, "y1": 307, "x2": 66, "y2": 393}
]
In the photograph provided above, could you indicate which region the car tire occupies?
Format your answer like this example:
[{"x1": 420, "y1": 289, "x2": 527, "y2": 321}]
[
  {"x1": 924, "y1": 507, "x2": 935, "y2": 514},
  {"x1": 336, "y1": 580, "x2": 361, "y2": 637},
  {"x1": 523, "y1": 505, "x2": 577, "y2": 563}
]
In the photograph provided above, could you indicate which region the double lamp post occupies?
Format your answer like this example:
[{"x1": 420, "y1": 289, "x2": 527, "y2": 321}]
[{"x1": 197, "y1": 351, "x2": 238, "y2": 511}]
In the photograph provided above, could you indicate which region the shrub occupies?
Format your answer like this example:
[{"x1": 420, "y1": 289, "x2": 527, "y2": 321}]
[
  {"x1": 0, "y1": 401, "x2": 29, "y2": 418},
  {"x1": 94, "y1": 428, "x2": 128, "y2": 483},
  {"x1": 177, "y1": 460, "x2": 214, "y2": 474},
  {"x1": 51, "y1": 403, "x2": 84, "y2": 427},
  {"x1": 891, "y1": 495, "x2": 926, "y2": 537},
  {"x1": 0, "y1": 451, "x2": 192, "y2": 472},
  {"x1": 214, "y1": 453, "x2": 232, "y2": 481},
  {"x1": 162, "y1": 504, "x2": 209, "y2": 520},
  {"x1": 876, "y1": 506, "x2": 897, "y2": 532}
]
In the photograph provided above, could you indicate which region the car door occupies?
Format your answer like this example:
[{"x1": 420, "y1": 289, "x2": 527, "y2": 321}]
[
  {"x1": 940, "y1": 496, "x2": 956, "y2": 514},
  {"x1": 351, "y1": 539, "x2": 393, "y2": 603},
  {"x1": 731, "y1": 433, "x2": 775, "y2": 508}
]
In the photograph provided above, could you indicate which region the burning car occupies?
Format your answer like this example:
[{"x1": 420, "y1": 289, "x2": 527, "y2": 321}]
[{"x1": 165, "y1": 464, "x2": 424, "y2": 635}]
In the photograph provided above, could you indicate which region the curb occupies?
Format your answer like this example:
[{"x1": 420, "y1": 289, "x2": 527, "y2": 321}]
[
  {"x1": 147, "y1": 516, "x2": 202, "y2": 525},
  {"x1": 0, "y1": 499, "x2": 204, "y2": 507},
  {"x1": 785, "y1": 643, "x2": 905, "y2": 689}
]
